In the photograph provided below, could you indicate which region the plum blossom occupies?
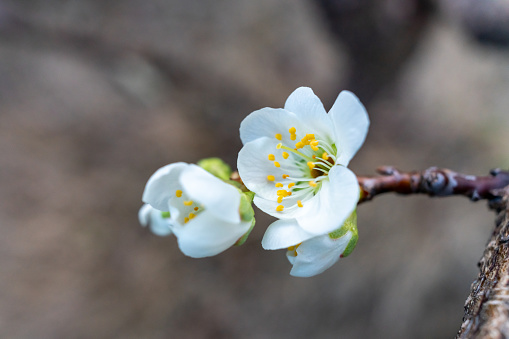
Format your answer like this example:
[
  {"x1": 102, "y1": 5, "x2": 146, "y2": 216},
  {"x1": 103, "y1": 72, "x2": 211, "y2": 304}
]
[
  {"x1": 142, "y1": 162, "x2": 253, "y2": 258},
  {"x1": 237, "y1": 87, "x2": 368, "y2": 276}
]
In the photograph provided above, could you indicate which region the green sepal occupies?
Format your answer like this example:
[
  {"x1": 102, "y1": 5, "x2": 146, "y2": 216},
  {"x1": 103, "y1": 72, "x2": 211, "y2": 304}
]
[
  {"x1": 197, "y1": 157, "x2": 232, "y2": 181},
  {"x1": 161, "y1": 211, "x2": 171, "y2": 219},
  {"x1": 328, "y1": 210, "x2": 358, "y2": 257},
  {"x1": 239, "y1": 191, "x2": 255, "y2": 222},
  {"x1": 235, "y1": 217, "x2": 256, "y2": 247}
]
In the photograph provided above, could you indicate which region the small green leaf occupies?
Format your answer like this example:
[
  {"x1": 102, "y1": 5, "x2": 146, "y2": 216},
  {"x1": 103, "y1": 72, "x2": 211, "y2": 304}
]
[
  {"x1": 197, "y1": 157, "x2": 232, "y2": 181},
  {"x1": 235, "y1": 217, "x2": 256, "y2": 246}
]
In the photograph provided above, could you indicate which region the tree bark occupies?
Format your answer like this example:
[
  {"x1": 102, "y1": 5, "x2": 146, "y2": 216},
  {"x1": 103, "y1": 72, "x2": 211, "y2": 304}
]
[{"x1": 457, "y1": 188, "x2": 509, "y2": 338}]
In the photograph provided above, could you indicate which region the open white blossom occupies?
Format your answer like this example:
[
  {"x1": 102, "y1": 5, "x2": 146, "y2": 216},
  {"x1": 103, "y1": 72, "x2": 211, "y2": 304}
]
[
  {"x1": 237, "y1": 87, "x2": 368, "y2": 276},
  {"x1": 138, "y1": 203, "x2": 173, "y2": 237},
  {"x1": 238, "y1": 87, "x2": 369, "y2": 236},
  {"x1": 142, "y1": 163, "x2": 252, "y2": 258}
]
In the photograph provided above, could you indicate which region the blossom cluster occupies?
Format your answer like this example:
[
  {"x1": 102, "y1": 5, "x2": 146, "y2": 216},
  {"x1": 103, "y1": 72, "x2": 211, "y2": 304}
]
[{"x1": 139, "y1": 87, "x2": 369, "y2": 277}]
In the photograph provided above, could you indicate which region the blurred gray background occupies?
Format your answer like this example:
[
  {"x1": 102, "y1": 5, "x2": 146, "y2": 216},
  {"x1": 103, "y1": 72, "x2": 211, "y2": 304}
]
[{"x1": 2, "y1": 0, "x2": 509, "y2": 338}]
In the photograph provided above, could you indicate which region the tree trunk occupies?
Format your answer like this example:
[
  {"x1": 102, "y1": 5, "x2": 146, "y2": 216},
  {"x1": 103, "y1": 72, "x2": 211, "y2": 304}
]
[{"x1": 457, "y1": 190, "x2": 509, "y2": 338}]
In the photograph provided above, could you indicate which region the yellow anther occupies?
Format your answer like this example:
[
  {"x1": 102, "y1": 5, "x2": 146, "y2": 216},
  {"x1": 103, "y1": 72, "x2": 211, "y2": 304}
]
[
  {"x1": 274, "y1": 161, "x2": 281, "y2": 168},
  {"x1": 275, "y1": 133, "x2": 282, "y2": 140},
  {"x1": 295, "y1": 141, "x2": 304, "y2": 149},
  {"x1": 322, "y1": 152, "x2": 328, "y2": 160},
  {"x1": 194, "y1": 207, "x2": 199, "y2": 211},
  {"x1": 289, "y1": 127, "x2": 296, "y2": 134},
  {"x1": 267, "y1": 175, "x2": 275, "y2": 181},
  {"x1": 288, "y1": 191, "x2": 292, "y2": 196},
  {"x1": 189, "y1": 213, "x2": 196, "y2": 220},
  {"x1": 268, "y1": 154, "x2": 275, "y2": 161},
  {"x1": 176, "y1": 190, "x2": 183, "y2": 197},
  {"x1": 311, "y1": 145, "x2": 319, "y2": 151},
  {"x1": 290, "y1": 134, "x2": 296, "y2": 141},
  {"x1": 282, "y1": 152, "x2": 289, "y2": 159},
  {"x1": 282, "y1": 174, "x2": 289, "y2": 179},
  {"x1": 306, "y1": 133, "x2": 315, "y2": 140},
  {"x1": 297, "y1": 200, "x2": 303, "y2": 208},
  {"x1": 277, "y1": 190, "x2": 290, "y2": 197},
  {"x1": 276, "y1": 143, "x2": 282, "y2": 149},
  {"x1": 276, "y1": 205, "x2": 284, "y2": 212},
  {"x1": 277, "y1": 196, "x2": 283, "y2": 203},
  {"x1": 310, "y1": 140, "x2": 319, "y2": 146},
  {"x1": 309, "y1": 181, "x2": 317, "y2": 187},
  {"x1": 184, "y1": 217, "x2": 189, "y2": 223},
  {"x1": 312, "y1": 155, "x2": 316, "y2": 159},
  {"x1": 288, "y1": 183, "x2": 295, "y2": 188},
  {"x1": 275, "y1": 183, "x2": 284, "y2": 188},
  {"x1": 184, "y1": 200, "x2": 193, "y2": 206},
  {"x1": 307, "y1": 162, "x2": 315, "y2": 169}
]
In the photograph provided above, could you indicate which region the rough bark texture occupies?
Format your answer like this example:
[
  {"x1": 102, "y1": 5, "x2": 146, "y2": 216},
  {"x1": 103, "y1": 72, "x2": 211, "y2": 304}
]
[{"x1": 457, "y1": 188, "x2": 509, "y2": 338}]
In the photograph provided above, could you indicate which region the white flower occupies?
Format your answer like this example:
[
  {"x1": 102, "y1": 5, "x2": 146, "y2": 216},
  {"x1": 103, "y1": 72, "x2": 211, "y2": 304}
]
[
  {"x1": 261, "y1": 212, "x2": 358, "y2": 277},
  {"x1": 138, "y1": 203, "x2": 173, "y2": 237},
  {"x1": 238, "y1": 87, "x2": 369, "y2": 237},
  {"x1": 142, "y1": 162, "x2": 252, "y2": 258}
]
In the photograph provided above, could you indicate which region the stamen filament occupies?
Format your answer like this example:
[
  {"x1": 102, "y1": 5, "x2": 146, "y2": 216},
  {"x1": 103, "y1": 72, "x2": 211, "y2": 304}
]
[{"x1": 277, "y1": 143, "x2": 314, "y2": 162}]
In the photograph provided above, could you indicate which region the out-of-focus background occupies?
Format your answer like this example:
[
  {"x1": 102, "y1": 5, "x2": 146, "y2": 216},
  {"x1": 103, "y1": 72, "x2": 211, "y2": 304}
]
[{"x1": 2, "y1": 0, "x2": 509, "y2": 338}]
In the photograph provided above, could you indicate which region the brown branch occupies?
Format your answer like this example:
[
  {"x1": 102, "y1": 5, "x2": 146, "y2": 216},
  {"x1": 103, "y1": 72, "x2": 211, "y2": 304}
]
[{"x1": 357, "y1": 166, "x2": 509, "y2": 204}]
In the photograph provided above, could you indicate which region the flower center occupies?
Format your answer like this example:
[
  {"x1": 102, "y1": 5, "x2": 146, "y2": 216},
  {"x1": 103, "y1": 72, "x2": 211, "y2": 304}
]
[
  {"x1": 266, "y1": 126, "x2": 337, "y2": 213},
  {"x1": 173, "y1": 189, "x2": 204, "y2": 224}
]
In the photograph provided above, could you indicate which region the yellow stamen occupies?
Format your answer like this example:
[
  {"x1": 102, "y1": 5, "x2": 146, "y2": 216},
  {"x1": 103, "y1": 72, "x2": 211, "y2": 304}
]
[
  {"x1": 289, "y1": 127, "x2": 296, "y2": 134},
  {"x1": 184, "y1": 200, "x2": 193, "y2": 206},
  {"x1": 310, "y1": 140, "x2": 319, "y2": 146},
  {"x1": 276, "y1": 205, "x2": 284, "y2": 212},
  {"x1": 277, "y1": 196, "x2": 283, "y2": 203},
  {"x1": 276, "y1": 143, "x2": 282, "y2": 149},
  {"x1": 312, "y1": 155, "x2": 316, "y2": 159},
  {"x1": 297, "y1": 200, "x2": 303, "y2": 208},
  {"x1": 275, "y1": 133, "x2": 282, "y2": 140},
  {"x1": 290, "y1": 134, "x2": 296, "y2": 141},
  {"x1": 322, "y1": 152, "x2": 328, "y2": 160},
  {"x1": 295, "y1": 141, "x2": 304, "y2": 149},
  {"x1": 309, "y1": 181, "x2": 317, "y2": 187},
  {"x1": 275, "y1": 183, "x2": 284, "y2": 188},
  {"x1": 282, "y1": 174, "x2": 289, "y2": 179},
  {"x1": 288, "y1": 183, "x2": 295, "y2": 188},
  {"x1": 267, "y1": 175, "x2": 275, "y2": 181},
  {"x1": 184, "y1": 217, "x2": 189, "y2": 223},
  {"x1": 307, "y1": 162, "x2": 315, "y2": 169},
  {"x1": 282, "y1": 152, "x2": 289, "y2": 159},
  {"x1": 277, "y1": 190, "x2": 290, "y2": 197},
  {"x1": 311, "y1": 145, "x2": 319, "y2": 151},
  {"x1": 194, "y1": 207, "x2": 199, "y2": 211},
  {"x1": 176, "y1": 190, "x2": 183, "y2": 197},
  {"x1": 189, "y1": 213, "x2": 196, "y2": 220},
  {"x1": 268, "y1": 154, "x2": 275, "y2": 161},
  {"x1": 274, "y1": 161, "x2": 280, "y2": 168}
]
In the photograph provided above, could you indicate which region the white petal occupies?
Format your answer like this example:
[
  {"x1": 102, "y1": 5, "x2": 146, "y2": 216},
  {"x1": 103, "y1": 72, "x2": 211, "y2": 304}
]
[
  {"x1": 138, "y1": 203, "x2": 153, "y2": 227},
  {"x1": 180, "y1": 164, "x2": 241, "y2": 224},
  {"x1": 149, "y1": 215, "x2": 173, "y2": 236},
  {"x1": 174, "y1": 211, "x2": 251, "y2": 258},
  {"x1": 329, "y1": 91, "x2": 369, "y2": 166},
  {"x1": 138, "y1": 204, "x2": 173, "y2": 236},
  {"x1": 262, "y1": 219, "x2": 316, "y2": 250},
  {"x1": 238, "y1": 137, "x2": 301, "y2": 201},
  {"x1": 239, "y1": 108, "x2": 300, "y2": 145},
  {"x1": 284, "y1": 87, "x2": 335, "y2": 139},
  {"x1": 289, "y1": 231, "x2": 353, "y2": 277},
  {"x1": 142, "y1": 162, "x2": 189, "y2": 211},
  {"x1": 296, "y1": 166, "x2": 359, "y2": 235}
]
